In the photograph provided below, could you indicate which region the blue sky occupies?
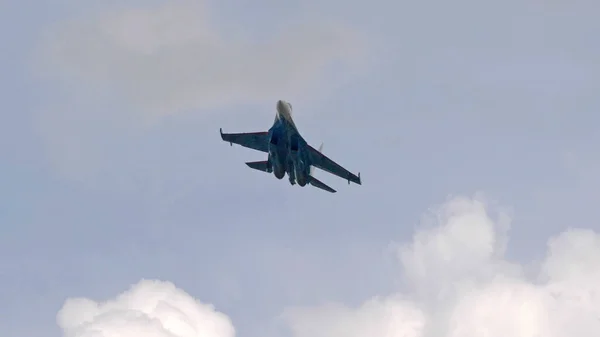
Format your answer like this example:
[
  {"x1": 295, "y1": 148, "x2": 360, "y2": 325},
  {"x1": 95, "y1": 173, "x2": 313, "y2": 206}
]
[{"x1": 2, "y1": 1, "x2": 600, "y2": 336}]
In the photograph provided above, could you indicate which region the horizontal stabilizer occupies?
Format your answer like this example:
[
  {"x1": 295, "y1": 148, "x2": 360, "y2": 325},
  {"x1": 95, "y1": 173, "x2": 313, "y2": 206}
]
[
  {"x1": 309, "y1": 175, "x2": 336, "y2": 193},
  {"x1": 245, "y1": 161, "x2": 272, "y2": 173}
]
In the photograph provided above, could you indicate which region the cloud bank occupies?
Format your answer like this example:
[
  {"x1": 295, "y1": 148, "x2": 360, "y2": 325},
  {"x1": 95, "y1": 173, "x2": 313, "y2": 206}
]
[
  {"x1": 282, "y1": 195, "x2": 600, "y2": 337},
  {"x1": 56, "y1": 196, "x2": 600, "y2": 337},
  {"x1": 57, "y1": 279, "x2": 235, "y2": 337}
]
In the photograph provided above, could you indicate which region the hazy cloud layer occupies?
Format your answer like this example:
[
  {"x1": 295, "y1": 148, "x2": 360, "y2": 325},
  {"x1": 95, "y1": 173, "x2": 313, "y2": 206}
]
[
  {"x1": 57, "y1": 279, "x2": 235, "y2": 337},
  {"x1": 35, "y1": 0, "x2": 368, "y2": 117},
  {"x1": 282, "y1": 195, "x2": 600, "y2": 337},
  {"x1": 31, "y1": 0, "x2": 368, "y2": 185}
]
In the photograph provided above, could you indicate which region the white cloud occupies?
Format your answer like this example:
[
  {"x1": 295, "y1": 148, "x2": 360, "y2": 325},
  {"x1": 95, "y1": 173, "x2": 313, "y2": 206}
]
[
  {"x1": 57, "y1": 279, "x2": 235, "y2": 337},
  {"x1": 282, "y1": 195, "x2": 600, "y2": 337},
  {"x1": 35, "y1": 0, "x2": 368, "y2": 118}
]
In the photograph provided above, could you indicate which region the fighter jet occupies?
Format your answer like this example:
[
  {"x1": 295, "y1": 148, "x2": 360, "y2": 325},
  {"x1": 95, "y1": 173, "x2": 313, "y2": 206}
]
[{"x1": 219, "y1": 100, "x2": 362, "y2": 193}]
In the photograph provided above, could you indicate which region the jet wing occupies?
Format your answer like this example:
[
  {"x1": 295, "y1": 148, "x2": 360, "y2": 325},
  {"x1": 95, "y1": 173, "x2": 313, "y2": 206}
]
[
  {"x1": 220, "y1": 128, "x2": 269, "y2": 153},
  {"x1": 307, "y1": 145, "x2": 361, "y2": 185}
]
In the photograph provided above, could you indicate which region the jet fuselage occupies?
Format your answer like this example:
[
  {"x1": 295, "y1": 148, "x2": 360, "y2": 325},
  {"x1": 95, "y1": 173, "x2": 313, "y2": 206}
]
[{"x1": 267, "y1": 100, "x2": 311, "y2": 186}]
